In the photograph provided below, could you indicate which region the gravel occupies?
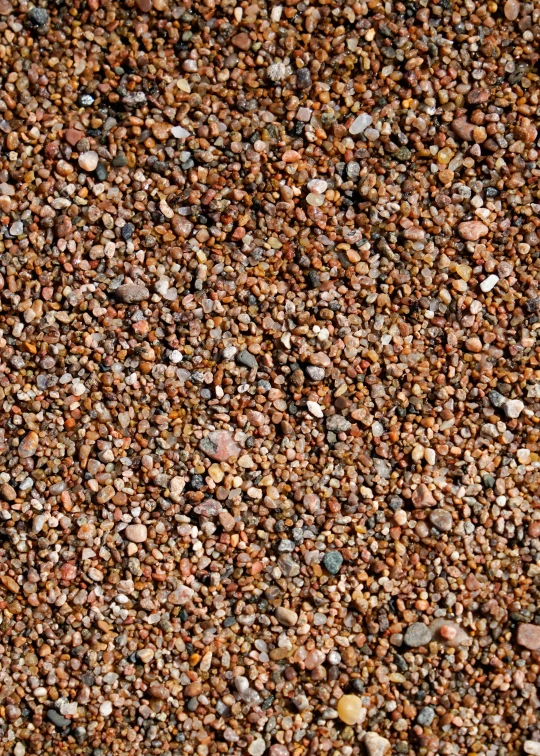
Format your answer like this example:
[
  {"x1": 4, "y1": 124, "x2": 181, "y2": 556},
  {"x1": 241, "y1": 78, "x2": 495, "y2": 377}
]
[{"x1": 0, "y1": 0, "x2": 538, "y2": 753}]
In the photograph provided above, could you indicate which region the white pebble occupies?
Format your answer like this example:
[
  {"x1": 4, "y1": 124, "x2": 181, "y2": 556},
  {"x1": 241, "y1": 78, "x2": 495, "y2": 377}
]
[
  {"x1": 100, "y1": 700, "x2": 113, "y2": 716},
  {"x1": 248, "y1": 739, "x2": 266, "y2": 756},
  {"x1": 480, "y1": 274, "x2": 499, "y2": 293},
  {"x1": 307, "y1": 401, "x2": 324, "y2": 418},
  {"x1": 517, "y1": 448, "x2": 531, "y2": 464},
  {"x1": 307, "y1": 179, "x2": 328, "y2": 194},
  {"x1": 171, "y1": 126, "x2": 190, "y2": 139},
  {"x1": 349, "y1": 112, "x2": 372, "y2": 135},
  {"x1": 78, "y1": 151, "x2": 99, "y2": 172},
  {"x1": 525, "y1": 743, "x2": 540, "y2": 756}
]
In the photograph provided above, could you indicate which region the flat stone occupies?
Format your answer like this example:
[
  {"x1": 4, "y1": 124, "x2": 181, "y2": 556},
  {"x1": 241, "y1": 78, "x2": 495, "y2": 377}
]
[
  {"x1": 517, "y1": 623, "x2": 540, "y2": 650},
  {"x1": 125, "y1": 524, "x2": 147, "y2": 543},
  {"x1": 404, "y1": 622, "x2": 432, "y2": 648},
  {"x1": 363, "y1": 733, "x2": 390, "y2": 756},
  {"x1": 236, "y1": 350, "x2": 258, "y2": 369},
  {"x1": 199, "y1": 431, "x2": 240, "y2": 462},
  {"x1": 114, "y1": 283, "x2": 150, "y2": 303},
  {"x1": 457, "y1": 221, "x2": 489, "y2": 241},
  {"x1": 323, "y1": 550, "x2": 343, "y2": 575},
  {"x1": 275, "y1": 606, "x2": 298, "y2": 627}
]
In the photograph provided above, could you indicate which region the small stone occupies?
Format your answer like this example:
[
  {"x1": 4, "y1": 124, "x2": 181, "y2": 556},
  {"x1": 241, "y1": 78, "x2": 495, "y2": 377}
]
[
  {"x1": 65, "y1": 128, "x2": 85, "y2": 145},
  {"x1": 465, "y1": 336, "x2": 483, "y2": 353},
  {"x1": 349, "y1": 113, "x2": 372, "y2": 135},
  {"x1": 99, "y1": 701, "x2": 113, "y2": 717},
  {"x1": 304, "y1": 649, "x2": 325, "y2": 670},
  {"x1": 218, "y1": 511, "x2": 236, "y2": 532},
  {"x1": 232, "y1": 32, "x2": 251, "y2": 50},
  {"x1": 457, "y1": 221, "x2": 489, "y2": 241},
  {"x1": 326, "y1": 415, "x2": 351, "y2": 432},
  {"x1": 19, "y1": 431, "x2": 39, "y2": 458},
  {"x1": 451, "y1": 118, "x2": 475, "y2": 141},
  {"x1": 363, "y1": 732, "x2": 390, "y2": 756},
  {"x1": 517, "y1": 623, "x2": 540, "y2": 650},
  {"x1": 488, "y1": 390, "x2": 506, "y2": 408},
  {"x1": 267, "y1": 63, "x2": 287, "y2": 82},
  {"x1": 404, "y1": 623, "x2": 432, "y2": 648},
  {"x1": 171, "y1": 126, "x2": 190, "y2": 139},
  {"x1": 480, "y1": 274, "x2": 499, "y2": 293},
  {"x1": 114, "y1": 283, "x2": 150, "y2": 303},
  {"x1": 337, "y1": 694, "x2": 366, "y2": 725},
  {"x1": 524, "y1": 742, "x2": 540, "y2": 756},
  {"x1": 248, "y1": 739, "x2": 267, "y2": 756},
  {"x1": 411, "y1": 484, "x2": 436, "y2": 508},
  {"x1": 297, "y1": 107, "x2": 312, "y2": 122},
  {"x1": 1, "y1": 575, "x2": 19, "y2": 594},
  {"x1": 275, "y1": 606, "x2": 298, "y2": 627},
  {"x1": 199, "y1": 431, "x2": 240, "y2": 462},
  {"x1": 151, "y1": 121, "x2": 171, "y2": 140},
  {"x1": 125, "y1": 524, "x2": 148, "y2": 543},
  {"x1": 323, "y1": 550, "x2": 343, "y2": 574},
  {"x1": 429, "y1": 509, "x2": 453, "y2": 532},
  {"x1": 78, "y1": 151, "x2": 99, "y2": 172},
  {"x1": 0, "y1": 482, "x2": 17, "y2": 501},
  {"x1": 296, "y1": 68, "x2": 312, "y2": 89},
  {"x1": 307, "y1": 401, "x2": 324, "y2": 418},
  {"x1": 504, "y1": 0, "x2": 520, "y2": 20},
  {"x1": 47, "y1": 710, "x2": 71, "y2": 729},
  {"x1": 236, "y1": 350, "x2": 258, "y2": 369},
  {"x1": 27, "y1": 7, "x2": 49, "y2": 26},
  {"x1": 504, "y1": 399, "x2": 524, "y2": 419},
  {"x1": 417, "y1": 706, "x2": 435, "y2": 726},
  {"x1": 306, "y1": 366, "x2": 325, "y2": 381}
]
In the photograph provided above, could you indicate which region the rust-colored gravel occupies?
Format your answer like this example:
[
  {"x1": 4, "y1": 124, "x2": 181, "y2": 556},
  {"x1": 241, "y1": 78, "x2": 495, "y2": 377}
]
[{"x1": 0, "y1": 0, "x2": 540, "y2": 755}]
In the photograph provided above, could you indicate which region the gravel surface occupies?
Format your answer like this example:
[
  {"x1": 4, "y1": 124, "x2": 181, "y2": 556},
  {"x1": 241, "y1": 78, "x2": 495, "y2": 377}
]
[{"x1": 0, "y1": 0, "x2": 540, "y2": 754}]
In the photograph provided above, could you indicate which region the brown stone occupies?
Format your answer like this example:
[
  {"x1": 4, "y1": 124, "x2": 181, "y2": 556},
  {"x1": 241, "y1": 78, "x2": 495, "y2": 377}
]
[
  {"x1": 412, "y1": 484, "x2": 436, "y2": 508},
  {"x1": 231, "y1": 32, "x2": 251, "y2": 50},
  {"x1": 458, "y1": 221, "x2": 489, "y2": 241}
]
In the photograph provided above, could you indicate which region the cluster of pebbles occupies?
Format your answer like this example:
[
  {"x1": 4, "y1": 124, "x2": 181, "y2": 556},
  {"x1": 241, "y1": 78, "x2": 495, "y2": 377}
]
[{"x1": 0, "y1": 0, "x2": 540, "y2": 754}]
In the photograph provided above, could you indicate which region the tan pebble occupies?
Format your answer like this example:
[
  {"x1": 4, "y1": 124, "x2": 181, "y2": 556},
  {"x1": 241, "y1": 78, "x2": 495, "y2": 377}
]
[
  {"x1": 125, "y1": 524, "x2": 148, "y2": 543},
  {"x1": 337, "y1": 694, "x2": 366, "y2": 725},
  {"x1": 275, "y1": 606, "x2": 298, "y2": 627}
]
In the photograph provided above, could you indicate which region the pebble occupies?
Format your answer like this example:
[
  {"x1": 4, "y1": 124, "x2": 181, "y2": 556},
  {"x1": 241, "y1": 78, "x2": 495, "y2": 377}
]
[
  {"x1": 199, "y1": 431, "x2": 240, "y2": 462},
  {"x1": 171, "y1": 125, "x2": 190, "y2": 139},
  {"x1": 18, "y1": 431, "x2": 39, "y2": 458},
  {"x1": 78, "y1": 151, "x2": 99, "y2": 172},
  {"x1": 236, "y1": 350, "x2": 258, "y2": 369},
  {"x1": 274, "y1": 607, "x2": 298, "y2": 627},
  {"x1": 114, "y1": 283, "x2": 150, "y2": 303},
  {"x1": 524, "y1": 742, "x2": 540, "y2": 756},
  {"x1": 517, "y1": 624, "x2": 540, "y2": 650},
  {"x1": 404, "y1": 623, "x2": 432, "y2": 648},
  {"x1": 416, "y1": 706, "x2": 435, "y2": 726},
  {"x1": 480, "y1": 274, "x2": 499, "y2": 293},
  {"x1": 349, "y1": 113, "x2": 372, "y2": 135},
  {"x1": 504, "y1": 0, "x2": 520, "y2": 19},
  {"x1": 46, "y1": 710, "x2": 71, "y2": 729},
  {"x1": 364, "y1": 733, "x2": 390, "y2": 756},
  {"x1": 429, "y1": 509, "x2": 453, "y2": 532},
  {"x1": 323, "y1": 550, "x2": 343, "y2": 574},
  {"x1": 248, "y1": 739, "x2": 267, "y2": 756},
  {"x1": 27, "y1": 7, "x2": 49, "y2": 25},
  {"x1": 457, "y1": 221, "x2": 489, "y2": 241},
  {"x1": 326, "y1": 415, "x2": 351, "y2": 432},
  {"x1": 337, "y1": 695, "x2": 366, "y2": 725},
  {"x1": 504, "y1": 399, "x2": 524, "y2": 419},
  {"x1": 307, "y1": 401, "x2": 324, "y2": 418},
  {"x1": 125, "y1": 524, "x2": 148, "y2": 543}
]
